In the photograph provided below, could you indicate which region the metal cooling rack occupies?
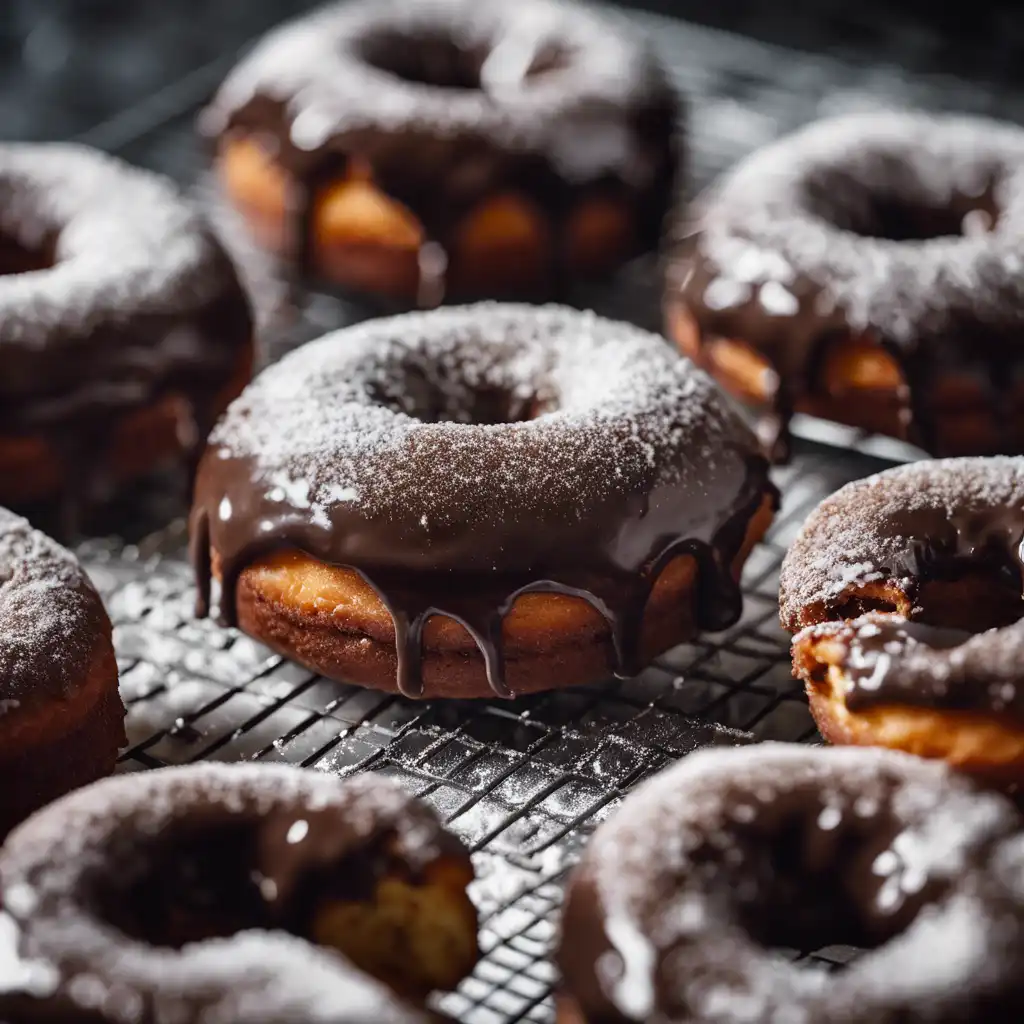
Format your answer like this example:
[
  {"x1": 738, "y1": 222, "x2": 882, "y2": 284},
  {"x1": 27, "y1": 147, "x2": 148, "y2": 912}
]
[{"x1": 12, "y1": 2, "x2": 1022, "y2": 1020}]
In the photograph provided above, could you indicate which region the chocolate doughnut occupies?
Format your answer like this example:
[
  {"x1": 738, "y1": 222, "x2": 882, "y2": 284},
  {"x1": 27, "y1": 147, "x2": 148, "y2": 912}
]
[
  {"x1": 0, "y1": 143, "x2": 253, "y2": 523},
  {"x1": 664, "y1": 111, "x2": 1024, "y2": 460},
  {"x1": 201, "y1": 0, "x2": 679, "y2": 304},
  {"x1": 0, "y1": 507, "x2": 123, "y2": 839},
  {"x1": 0, "y1": 763, "x2": 477, "y2": 1023},
  {"x1": 781, "y1": 456, "x2": 1024, "y2": 784},
  {"x1": 189, "y1": 304, "x2": 776, "y2": 699},
  {"x1": 558, "y1": 743, "x2": 1024, "y2": 1023}
]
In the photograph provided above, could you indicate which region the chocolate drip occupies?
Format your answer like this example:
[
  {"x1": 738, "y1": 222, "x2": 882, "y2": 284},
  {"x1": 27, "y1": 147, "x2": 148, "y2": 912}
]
[
  {"x1": 202, "y1": 0, "x2": 679, "y2": 304},
  {"x1": 835, "y1": 617, "x2": 1001, "y2": 712},
  {"x1": 191, "y1": 463, "x2": 764, "y2": 699}
]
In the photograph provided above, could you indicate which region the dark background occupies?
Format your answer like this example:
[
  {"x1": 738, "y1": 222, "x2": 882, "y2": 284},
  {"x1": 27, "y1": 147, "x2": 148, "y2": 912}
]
[{"x1": 4, "y1": 0, "x2": 1024, "y2": 144}]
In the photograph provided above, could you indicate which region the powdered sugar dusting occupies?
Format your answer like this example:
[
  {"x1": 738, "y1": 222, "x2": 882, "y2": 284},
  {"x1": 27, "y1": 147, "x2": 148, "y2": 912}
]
[
  {"x1": 204, "y1": 303, "x2": 759, "y2": 572},
  {"x1": 0, "y1": 506, "x2": 109, "y2": 711},
  {"x1": 779, "y1": 456, "x2": 1024, "y2": 628},
  {"x1": 684, "y1": 110, "x2": 1024, "y2": 346},
  {"x1": 0, "y1": 143, "x2": 235, "y2": 350},
  {"x1": 0, "y1": 764, "x2": 452, "y2": 1022},
  {"x1": 203, "y1": 0, "x2": 670, "y2": 182},
  {"x1": 566, "y1": 744, "x2": 1024, "y2": 1022}
]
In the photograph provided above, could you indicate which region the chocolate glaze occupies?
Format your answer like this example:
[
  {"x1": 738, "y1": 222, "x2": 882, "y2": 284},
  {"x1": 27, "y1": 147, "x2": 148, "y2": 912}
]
[
  {"x1": 665, "y1": 111, "x2": 1024, "y2": 461},
  {"x1": 0, "y1": 143, "x2": 252, "y2": 528},
  {"x1": 781, "y1": 457, "x2": 1024, "y2": 715},
  {"x1": 0, "y1": 763, "x2": 469, "y2": 1024},
  {"x1": 200, "y1": 0, "x2": 679, "y2": 304},
  {"x1": 558, "y1": 744, "x2": 1024, "y2": 1024},
  {"x1": 188, "y1": 304, "x2": 775, "y2": 698}
]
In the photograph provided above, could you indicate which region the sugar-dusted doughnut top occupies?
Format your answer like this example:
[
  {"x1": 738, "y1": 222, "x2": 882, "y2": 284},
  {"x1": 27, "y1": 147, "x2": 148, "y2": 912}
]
[
  {"x1": 202, "y1": 0, "x2": 676, "y2": 185},
  {"x1": 671, "y1": 110, "x2": 1024, "y2": 349},
  {"x1": 559, "y1": 743, "x2": 1024, "y2": 1023},
  {"x1": 0, "y1": 507, "x2": 111, "y2": 719},
  {"x1": 783, "y1": 456, "x2": 1024, "y2": 716},
  {"x1": 666, "y1": 111, "x2": 1024, "y2": 459},
  {"x1": 193, "y1": 303, "x2": 766, "y2": 577},
  {"x1": 0, "y1": 763, "x2": 466, "y2": 1023}
]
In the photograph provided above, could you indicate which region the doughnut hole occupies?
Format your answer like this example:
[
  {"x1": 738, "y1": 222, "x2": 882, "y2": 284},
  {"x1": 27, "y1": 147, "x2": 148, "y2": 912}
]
[
  {"x1": 94, "y1": 815, "x2": 477, "y2": 999},
  {"x1": 793, "y1": 572, "x2": 1024, "y2": 785},
  {"x1": 726, "y1": 793, "x2": 939, "y2": 953},
  {"x1": 0, "y1": 232, "x2": 52, "y2": 274},
  {"x1": 356, "y1": 26, "x2": 569, "y2": 90}
]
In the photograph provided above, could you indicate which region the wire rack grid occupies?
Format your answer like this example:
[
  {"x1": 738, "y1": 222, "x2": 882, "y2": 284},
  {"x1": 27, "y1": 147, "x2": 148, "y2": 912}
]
[{"x1": 17, "y1": 3, "x2": 1019, "y2": 1021}]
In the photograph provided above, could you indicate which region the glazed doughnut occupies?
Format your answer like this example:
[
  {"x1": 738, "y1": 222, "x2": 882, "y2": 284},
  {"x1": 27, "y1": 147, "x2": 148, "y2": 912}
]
[
  {"x1": 0, "y1": 508, "x2": 123, "y2": 839},
  {"x1": 0, "y1": 763, "x2": 477, "y2": 1023},
  {"x1": 664, "y1": 111, "x2": 1024, "y2": 460},
  {"x1": 0, "y1": 143, "x2": 253, "y2": 522},
  {"x1": 190, "y1": 304, "x2": 775, "y2": 699},
  {"x1": 558, "y1": 743, "x2": 1024, "y2": 1023},
  {"x1": 201, "y1": 0, "x2": 679, "y2": 304},
  {"x1": 781, "y1": 456, "x2": 1024, "y2": 785}
]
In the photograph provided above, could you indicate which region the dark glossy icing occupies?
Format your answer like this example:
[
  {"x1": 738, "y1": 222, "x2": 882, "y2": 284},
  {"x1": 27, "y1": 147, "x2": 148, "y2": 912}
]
[
  {"x1": 200, "y1": 0, "x2": 679, "y2": 303},
  {"x1": 0, "y1": 506, "x2": 112, "y2": 717},
  {"x1": 558, "y1": 743, "x2": 1024, "y2": 1024},
  {"x1": 0, "y1": 763, "x2": 466, "y2": 1024},
  {"x1": 665, "y1": 111, "x2": 1024, "y2": 461},
  {"x1": 189, "y1": 304, "x2": 775, "y2": 698},
  {"x1": 780, "y1": 457, "x2": 1024, "y2": 625},
  {"x1": 804, "y1": 613, "x2": 1024, "y2": 715},
  {"x1": 781, "y1": 457, "x2": 1024, "y2": 715},
  {"x1": 0, "y1": 143, "x2": 252, "y2": 526}
]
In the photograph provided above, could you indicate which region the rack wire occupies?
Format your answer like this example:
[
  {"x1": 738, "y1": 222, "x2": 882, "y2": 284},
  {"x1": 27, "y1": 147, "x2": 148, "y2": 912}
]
[{"x1": 16, "y1": 2, "x2": 1017, "y2": 1019}]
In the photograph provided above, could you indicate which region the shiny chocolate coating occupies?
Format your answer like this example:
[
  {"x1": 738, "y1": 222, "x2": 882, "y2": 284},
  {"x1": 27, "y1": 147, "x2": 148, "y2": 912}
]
[
  {"x1": 665, "y1": 111, "x2": 1024, "y2": 460},
  {"x1": 558, "y1": 744, "x2": 1024, "y2": 1023},
  {"x1": 0, "y1": 142, "x2": 252, "y2": 522},
  {"x1": 188, "y1": 304, "x2": 775, "y2": 698},
  {"x1": 200, "y1": 0, "x2": 679, "y2": 302},
  {"x1": 0, "y1": 763, "x2": 468, "y2": 1024},
  {"x1": 782, "y1": 456, "x2": 1024, "y2": 715}
]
